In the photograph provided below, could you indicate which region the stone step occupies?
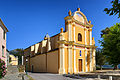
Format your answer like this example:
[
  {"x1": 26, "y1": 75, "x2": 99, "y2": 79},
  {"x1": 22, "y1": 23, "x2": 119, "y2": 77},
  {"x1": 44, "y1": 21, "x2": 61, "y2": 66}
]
[{"x1": 7, "y1": 65, "x2": 19, "y2": 74}]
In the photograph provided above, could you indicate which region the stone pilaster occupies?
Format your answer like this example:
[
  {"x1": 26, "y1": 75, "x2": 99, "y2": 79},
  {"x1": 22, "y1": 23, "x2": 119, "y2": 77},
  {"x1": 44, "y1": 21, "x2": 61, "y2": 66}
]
[
  {"x1": 68, "y1": 20, "x2": 72, "y2": 41},
  {"x1": 93, "y1": 49, "x2": 96, "y2": 71},
  {"x1": 90, "y1": 49, "x2": 92, "y2": 71},
  {"x1": 59, "y1": 31, "x2": 65, "y2": 74},
  {"x1": 89, "y1": 28, "x2": 92, "y2": 45},
  {"x1": 84, "y1": 28, "x2": 88, "y2": 72},
  {"x1": 84, "y1": 49, "x2": 88, "y2": 72},
  {"x1": 73, "y1": 22, "x2": 76, "y2": 42},
  {"x1": 67, "y1": 20, "x2": 73, "y2": 74},
  {"x1": 73, "y1": 46, "x2": 76, "y2": 73},
  {"x1": 89, "y1": 28, "x2": 92, "y2": 71},
  {"x1": 84, "y1": 28, "x2": 87, "y2": 45},
  {"x1": 68, "y1": 45, "x2": 73, "y2": 74},
  {"x1": 73, "y1": 23, "x2": 76, "y2": 73}
]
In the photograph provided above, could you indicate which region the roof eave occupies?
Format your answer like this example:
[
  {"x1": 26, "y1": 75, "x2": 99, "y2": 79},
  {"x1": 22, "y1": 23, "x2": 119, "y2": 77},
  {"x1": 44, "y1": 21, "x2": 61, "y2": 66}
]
[{"x1": 0, "y1": 18, "x2": 9, "y2": 32}]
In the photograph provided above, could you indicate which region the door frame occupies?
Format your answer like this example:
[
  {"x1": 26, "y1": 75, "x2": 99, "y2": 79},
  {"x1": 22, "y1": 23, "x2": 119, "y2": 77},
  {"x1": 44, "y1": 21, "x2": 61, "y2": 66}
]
[{"x1": 78, "y1": 59, "x2": 83, "y2": 72}]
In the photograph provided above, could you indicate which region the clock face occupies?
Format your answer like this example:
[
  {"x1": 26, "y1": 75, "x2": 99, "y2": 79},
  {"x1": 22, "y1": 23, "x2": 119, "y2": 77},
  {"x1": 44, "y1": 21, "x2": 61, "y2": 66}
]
[{"x1": 74, "y1": 12, "x2": 84, "y2": 23}]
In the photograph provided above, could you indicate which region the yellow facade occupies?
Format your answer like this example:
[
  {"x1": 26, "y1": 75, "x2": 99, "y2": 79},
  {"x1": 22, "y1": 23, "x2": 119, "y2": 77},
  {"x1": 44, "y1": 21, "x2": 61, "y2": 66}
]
[
  {"x1": 24, "y1": 8, "x2": 96, "y2": 74},
  {"x1": 9, "y1": 55, "x2": 18, "y2": 66}
]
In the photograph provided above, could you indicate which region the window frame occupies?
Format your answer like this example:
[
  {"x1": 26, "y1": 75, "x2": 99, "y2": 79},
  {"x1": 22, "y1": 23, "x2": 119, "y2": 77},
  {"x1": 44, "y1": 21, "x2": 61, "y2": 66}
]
[
  {"x1": 3, "y1": 30, "x2": 6, "y2": 40},
  {"x1": 2, "y1": 46, "x2": 5, "y2": 57}
]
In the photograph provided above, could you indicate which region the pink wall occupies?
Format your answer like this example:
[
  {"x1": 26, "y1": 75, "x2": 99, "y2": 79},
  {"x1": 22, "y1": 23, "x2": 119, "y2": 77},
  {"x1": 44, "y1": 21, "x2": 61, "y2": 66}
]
[{"x1": 0, "y1": 26, "x2": 7, "y2": 64}]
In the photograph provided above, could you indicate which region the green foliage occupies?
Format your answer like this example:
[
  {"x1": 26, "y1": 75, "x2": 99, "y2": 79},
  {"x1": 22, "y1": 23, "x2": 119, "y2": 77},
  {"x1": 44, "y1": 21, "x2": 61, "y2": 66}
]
[
  {"x1": 96, "y1": 48, "x2": 106, "y2": 70},
  {"x1": 100, "y1": 23, "x2": 120, "y2": 69},
  {"x1": 0, "y1": 58, "x2": 6, "y2": 78},
  {"x1": 9, "y1": 48, "x2": 24, "y2": 65},
  {"x1": 18, "y1": 65, "x2": 25, "y2": 72},
  {"x1": 101, "y1": 27, "x2": 110, "y2": 37},
  {"x1": 104, "y1": 0, "x2": 120, "y2": 18}
]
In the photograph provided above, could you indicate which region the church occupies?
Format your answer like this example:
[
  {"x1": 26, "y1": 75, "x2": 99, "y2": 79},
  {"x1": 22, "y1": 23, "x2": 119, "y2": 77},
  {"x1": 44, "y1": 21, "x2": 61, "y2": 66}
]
[{"x1": 24, "y1": 8, "x2": 96, "y2": 74}]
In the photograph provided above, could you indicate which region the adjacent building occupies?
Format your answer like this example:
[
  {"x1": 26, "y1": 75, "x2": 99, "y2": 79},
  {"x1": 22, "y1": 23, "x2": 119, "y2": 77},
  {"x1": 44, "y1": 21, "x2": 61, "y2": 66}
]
[
  {"x1": 6, "y1": 49, "x2": 10, "y2": 66},
  {"x1": 0, "y1": 18, "x2": 9, "y2": 66},
  {"x1": 9, "y1": 54, "x2": 18, "y2": 65},
  {"x1": 24, "y1": 8, "x2": 97, "y2": 74}
]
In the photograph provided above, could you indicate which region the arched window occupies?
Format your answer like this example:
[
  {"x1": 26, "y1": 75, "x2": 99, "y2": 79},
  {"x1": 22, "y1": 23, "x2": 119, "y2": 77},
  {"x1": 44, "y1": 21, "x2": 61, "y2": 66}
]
[{"x1": 78, "y1": 33, "x2": 82, "y2": 41}]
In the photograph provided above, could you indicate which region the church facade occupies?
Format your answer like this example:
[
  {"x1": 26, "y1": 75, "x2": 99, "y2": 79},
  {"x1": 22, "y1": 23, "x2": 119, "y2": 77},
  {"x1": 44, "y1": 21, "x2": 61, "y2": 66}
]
[{"x1": 24, "y1": 8, "x2": 96, "y2": 74}]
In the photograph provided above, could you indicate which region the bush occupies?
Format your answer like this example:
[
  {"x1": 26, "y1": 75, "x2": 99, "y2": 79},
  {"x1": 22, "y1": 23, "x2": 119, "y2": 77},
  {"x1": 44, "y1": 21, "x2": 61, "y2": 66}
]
[
  {"x1": 18, "y1": 65, "x2": 25, "y2": 72},
  {"x1": 0, "y1": 58, "x2": 7, "y2": 78}
]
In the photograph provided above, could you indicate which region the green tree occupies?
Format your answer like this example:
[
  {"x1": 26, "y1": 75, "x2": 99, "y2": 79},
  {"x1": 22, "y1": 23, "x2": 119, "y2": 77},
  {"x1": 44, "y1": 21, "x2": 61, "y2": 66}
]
[
  {"x1": 96, "y1": 48, "x2": 106, "y2": 70},
  {"x1": 104, "y1": 0, "x2": 120, "y2": 18},
  {"x1": 100, "y1": 23, "x2": 120, "y2": 69},
  {"x1": 101, "y1": 27, "x2": 110, "y2": 37}
]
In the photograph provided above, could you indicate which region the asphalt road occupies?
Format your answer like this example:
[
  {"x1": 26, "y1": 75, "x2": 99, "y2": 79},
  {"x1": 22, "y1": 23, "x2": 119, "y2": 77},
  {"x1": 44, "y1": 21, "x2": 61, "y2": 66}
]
[
  {"x1": 28, "y1": 72, "x2": 107, "y2": 80},
  {"x1": 28, "y1": 73, "x2": 77, "y2": 80}
]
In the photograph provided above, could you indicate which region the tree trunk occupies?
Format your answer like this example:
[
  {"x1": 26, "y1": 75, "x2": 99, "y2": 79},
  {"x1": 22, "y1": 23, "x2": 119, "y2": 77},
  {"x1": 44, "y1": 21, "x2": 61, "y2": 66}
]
[
  {"x1": 117, "y1": 65, "x2": 119, "y2": 70},
  {"x1": 100, "y1": 65, "x2": 102, "y2": 70}
]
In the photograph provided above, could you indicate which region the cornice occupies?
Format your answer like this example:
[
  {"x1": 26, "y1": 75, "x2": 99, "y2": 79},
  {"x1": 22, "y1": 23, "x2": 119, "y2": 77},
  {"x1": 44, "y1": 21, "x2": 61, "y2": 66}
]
[
  {"x1": 64, "y1": 16, "x2": 73, "y2": 20},
  {"x1": 58, "y1": 40, "x2": 97, "y2": 48},
  {"x1": 64, "y1": 16, "x2": 93, "y2": 28},
  {"x1": 88, "y1": 28, "x2": 92, "y2": 31},
  {"x1": 72, "y1": 19, "x2": 93, "y2": 28}
]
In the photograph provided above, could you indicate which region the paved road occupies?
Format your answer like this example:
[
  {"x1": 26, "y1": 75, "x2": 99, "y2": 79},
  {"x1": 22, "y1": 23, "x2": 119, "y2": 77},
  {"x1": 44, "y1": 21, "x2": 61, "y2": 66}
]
[
  {"x1": 1, "y1": 65, "x2": 22, "y2": 80},
  {"x1": 28, "y1": 72, "x2": 106, "y2": 80},
  {"x1": 28, "y1": 73, "x2": 77, "y2": 80}
]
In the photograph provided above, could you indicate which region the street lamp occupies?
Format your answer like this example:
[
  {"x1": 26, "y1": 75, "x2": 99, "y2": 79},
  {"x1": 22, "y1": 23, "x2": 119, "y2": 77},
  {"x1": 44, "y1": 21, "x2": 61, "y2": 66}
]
[{"x1": 26, "y1": 58, "x2": 28, "y2": 75}]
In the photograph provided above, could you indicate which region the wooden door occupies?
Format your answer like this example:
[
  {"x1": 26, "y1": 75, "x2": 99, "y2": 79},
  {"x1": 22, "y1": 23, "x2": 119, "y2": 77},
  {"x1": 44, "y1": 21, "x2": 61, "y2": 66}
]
[{"x1": 79, "y1": 59, "x2": 82, "y2": 72}]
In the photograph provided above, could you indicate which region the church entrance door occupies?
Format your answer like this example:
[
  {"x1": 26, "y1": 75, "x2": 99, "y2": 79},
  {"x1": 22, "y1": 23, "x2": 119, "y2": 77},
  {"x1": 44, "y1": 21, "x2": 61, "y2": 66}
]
[{"x1": 78, "y1": 59, "x2": 82, "y2": 72}]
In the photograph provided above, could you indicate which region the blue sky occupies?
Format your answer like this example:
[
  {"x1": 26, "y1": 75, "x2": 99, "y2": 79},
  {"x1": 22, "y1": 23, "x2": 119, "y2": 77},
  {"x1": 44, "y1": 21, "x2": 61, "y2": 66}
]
[{"x1": 0, "y1": 0, "x2": 120, "y2": 50}]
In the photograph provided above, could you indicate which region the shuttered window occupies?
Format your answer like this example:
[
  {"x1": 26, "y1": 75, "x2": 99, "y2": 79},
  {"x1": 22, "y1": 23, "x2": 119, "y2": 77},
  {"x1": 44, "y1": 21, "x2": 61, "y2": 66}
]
[{"x1": 2, "y1": 46, "x2": 4, "y2": 57}]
